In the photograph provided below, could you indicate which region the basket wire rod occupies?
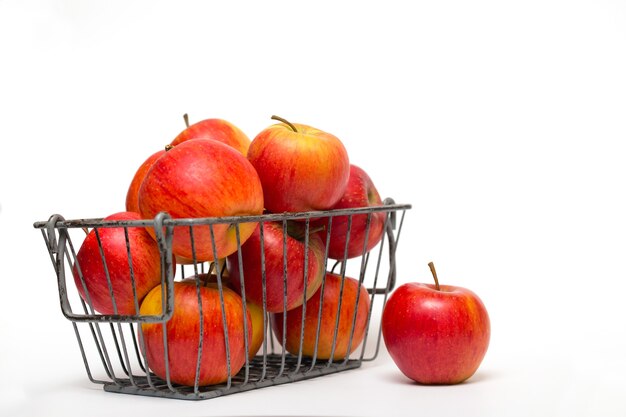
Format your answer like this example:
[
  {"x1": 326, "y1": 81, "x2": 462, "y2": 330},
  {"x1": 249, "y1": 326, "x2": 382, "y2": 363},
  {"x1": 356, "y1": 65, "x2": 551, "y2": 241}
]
[
  {"x1": 359, "y1": 213, "x2": 390, "y2": 362},
  {"x1": 356, "y1": 251, "x2": 373, "y2": 361},
  {"x1": 326, "y1": 214, "x2": 353, "y2": 366},
  {"x1": 189, "y1": 225, "x2": 205, "y2": 395},
  {"x1": 135, "y1": 316, "x2": 157, "y2": 389},
  {"x1": 362, "y1": 213, "x2": 393, "y2": 362},
  {"x1": 258, "y1": 221, "x2": 269, "y2": 382},
  {"x1": 366, "y1": 209, "x2": 407, "y2": 362},
  {"x1": 154, "y1": 211, "x2": 176, "y2": 318},
  {"x1": 66, "y1": 231, "x2": 122, "y2": 385},
  {"x1": 387, "y1": 209, "x2": 405, "y2": 292},
  {"x1": 307, "y1": 215, "x2": 334, "y2": 372},
  {"x1": 276, "y1": 219, "x2": 289, "y2": 377},
  {"x1": 291, "y1": 218, "x2": 311, "y2": 376},
  {"x1": 158, "y1": 280, "x2": 175, "y2": 392},
  {"x1": 153, "y1": 213, "x2": 178, "y2": 393},
  {"x1": 233, "y1": 223, "x2": 251, "y2": 386},
  {"x1": 341, "y1": 212, "x2": 374, "y2": 365},
  {"x1": 129, "y1": 323, "x2": 147, "y2": 373},
  {"x1": 209, "y1": 223, "x2": 234, "y2": 390}
]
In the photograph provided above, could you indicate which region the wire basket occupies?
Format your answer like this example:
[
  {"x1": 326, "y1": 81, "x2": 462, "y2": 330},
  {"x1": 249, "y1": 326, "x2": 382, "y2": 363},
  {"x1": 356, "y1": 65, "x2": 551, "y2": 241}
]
[{"x1": 34, "y1": 199, "x2": 410, "y2": 400}]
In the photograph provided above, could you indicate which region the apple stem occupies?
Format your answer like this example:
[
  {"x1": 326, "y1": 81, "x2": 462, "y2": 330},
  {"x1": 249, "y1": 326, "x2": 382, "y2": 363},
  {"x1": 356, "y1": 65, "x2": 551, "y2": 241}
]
[
  {"x1": 428, "y1": 262, "x2": 441, "y2": 291},
  {"x1": 164, "y1": 144, "x2": 173, "y2": 151},
  {"x1": 183, "y1": 113, "x2": 190, "y2": 128},
  {"x1": 271, "y1": 115, "x2": 298, "y2": 133}
]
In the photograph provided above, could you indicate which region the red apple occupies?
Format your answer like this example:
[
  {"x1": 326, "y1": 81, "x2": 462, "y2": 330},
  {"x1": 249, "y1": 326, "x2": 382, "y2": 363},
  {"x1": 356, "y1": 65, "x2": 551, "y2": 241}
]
[
  {"x1": 72, "y1": 211, "x2": 164, "y2": 315},
  {"x1": 226, "y1": 221, "x2": 326, "y2": 313},
  {"x1": 125, "y1": 149, "x2": 166, "y2": 213},
  {"x1": 382, "y1": 262, "x2": 491, "y2": 384},
  {"x1": 271, "y1": 272, "x2": 370, "y2": 360},
  {"x1": 247, "y1": 116, "x2": 350, "y2": 213},
  {"x1": 138, "y1": 139, "x2": 264, "y2": 262},
  {"x1": 171, "y1": 114, "x2": 251, "y2": 156},
  {"x1": 317, "y1": 164, "x2": 386, "y2": 260},
  {"x1": 139, "y1": 277, "x2": 252, "y2": 387}
]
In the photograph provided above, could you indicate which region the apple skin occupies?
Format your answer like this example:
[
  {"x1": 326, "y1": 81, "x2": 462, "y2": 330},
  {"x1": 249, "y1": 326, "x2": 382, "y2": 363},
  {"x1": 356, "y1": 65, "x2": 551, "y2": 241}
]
[
  {"x1": 125, "y1": 149, "x2": 166, "y2": 213},
  {"x1": 138, "y1": 139, "x2": 264, "y2": 262},
  {"x1": 381, "y1": 282, "x2": 491, "y2": 384},
  {"x1": 171, "y1": 118, "x2": 251, "y2": 156},
  {"x1": 226, "y1": 221, "x2": 326, "y2": 313},
  {"x1": 139, "y1": 277, "x2": 252, "y2": 387},
  {"x1": 271, "y1": 272, "x2": 370, "y2": 360},
  {"x1": 247, "y1": 119, "x2": 350, "y2": 213},
  {"x1": 72, "y1": 211, "x2": 163, "y2": 315},
  {"x1": 316, "y1": 164, "x2": 386, "y2": 260}
]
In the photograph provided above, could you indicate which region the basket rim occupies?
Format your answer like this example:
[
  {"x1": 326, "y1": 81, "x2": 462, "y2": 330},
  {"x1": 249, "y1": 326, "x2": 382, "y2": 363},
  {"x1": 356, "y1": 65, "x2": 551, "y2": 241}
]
[{"x1": 33, "y1": 203, "x2": 412, "y2": 229}]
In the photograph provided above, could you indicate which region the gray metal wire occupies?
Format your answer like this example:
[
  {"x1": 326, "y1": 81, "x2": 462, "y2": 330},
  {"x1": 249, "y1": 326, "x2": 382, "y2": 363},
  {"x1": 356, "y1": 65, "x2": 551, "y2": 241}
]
[{"x1": 34, "y1": 200, "x2": 410, "y2": 400}]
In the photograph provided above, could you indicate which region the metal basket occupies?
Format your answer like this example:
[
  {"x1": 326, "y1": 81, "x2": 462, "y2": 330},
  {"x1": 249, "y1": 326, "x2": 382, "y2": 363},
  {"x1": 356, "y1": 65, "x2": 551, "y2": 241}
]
[{"x1": 34, "y1": 199, "x2": 410, "y2": 400}]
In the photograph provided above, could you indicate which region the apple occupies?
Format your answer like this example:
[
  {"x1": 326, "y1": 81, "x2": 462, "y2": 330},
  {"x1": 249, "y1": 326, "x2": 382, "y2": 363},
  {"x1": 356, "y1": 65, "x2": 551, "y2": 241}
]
[
  {"x1": 382, "y1": 262, "x2": 491, "y2": 384},
  {"x1": 72, "y1": 211, "x2": 164, "y2": 315},
  {"x1": 170, "y1": 114, "x2": 251, "y2": 156},
  {"x1": 226, "y1": 221, "x2": 326, "y2": 313},
  {"x1": 125, "y1": 149, "x2": 166, "y2": 213},
  {"x1": 139, "y1": 277, "x2": 252, "y2": 386},
  {"x1": 317, "y1": 164, "x2": 386, "y2": 260},
  {"x1": 247, "y1": 116, "x2": 350, "y2": 213},
  {"x1": 138, "y1": 139, "x2": 264, "y2": 262},
  {"x1": 271, "y1": 272, "x2": 370, "y2": 360}
]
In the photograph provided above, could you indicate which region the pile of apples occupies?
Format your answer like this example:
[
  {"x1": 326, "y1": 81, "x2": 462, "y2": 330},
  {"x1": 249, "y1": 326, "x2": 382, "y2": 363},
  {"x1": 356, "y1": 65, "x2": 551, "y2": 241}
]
[{"x1": 72, "y1": 115, "x2": 388, "y2": 387}]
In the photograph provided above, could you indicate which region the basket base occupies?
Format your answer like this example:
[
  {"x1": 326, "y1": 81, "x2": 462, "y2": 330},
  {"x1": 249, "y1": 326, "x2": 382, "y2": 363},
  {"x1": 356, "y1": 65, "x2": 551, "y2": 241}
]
[{"x1": 103, "y1": 354, "x2": 362, "y2": 400}]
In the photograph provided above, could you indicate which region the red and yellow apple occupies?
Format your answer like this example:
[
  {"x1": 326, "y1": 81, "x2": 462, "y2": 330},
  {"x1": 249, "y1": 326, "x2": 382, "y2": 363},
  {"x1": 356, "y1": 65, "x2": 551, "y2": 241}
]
[
  {"x1": 72, "y1": 211, "x2": 164, "y2": 315},
  {"x1": 138, "y1": 139, "x2": 264, "y2": 262},
  {"x1": 317, "y1": 164, "x2": 386, "y2": 260},
  {"x1": 139, "y1": 277, "x2": 252, "y2": 386},
  {"x1": 226, "y1": 221, "x2": 326, "y2": 313},
  {"x1": 382, "y1": 262, "x2": 491, "y2": 384},
  {"x1": 271, "y1": 272, "x2": 370, "y2": 360},
  {"x1": 171, "y1": 114, "x2": 251, "y2": 156},
  {"x1": 247, "y1": 116, "x2": 350, "y2": 213}
]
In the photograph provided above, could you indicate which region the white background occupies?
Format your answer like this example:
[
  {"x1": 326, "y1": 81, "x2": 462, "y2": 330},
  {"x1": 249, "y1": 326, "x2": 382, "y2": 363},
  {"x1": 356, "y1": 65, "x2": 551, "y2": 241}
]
[{"x1": 1, "y1": 0, "x2": 625, "y2": 416}]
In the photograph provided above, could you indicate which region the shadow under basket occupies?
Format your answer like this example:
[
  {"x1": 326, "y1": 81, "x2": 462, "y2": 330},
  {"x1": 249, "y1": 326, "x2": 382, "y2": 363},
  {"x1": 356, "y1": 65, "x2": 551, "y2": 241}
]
[{"x1": 34, "y1": 199, "x2": 411, "y2": 400}]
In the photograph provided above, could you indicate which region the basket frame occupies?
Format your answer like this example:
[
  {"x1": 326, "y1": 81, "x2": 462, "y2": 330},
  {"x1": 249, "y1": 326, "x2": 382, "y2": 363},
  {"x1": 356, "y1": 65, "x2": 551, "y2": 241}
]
[{"x1": 34, "y1": 199, "x2": 410, "y2": 400}]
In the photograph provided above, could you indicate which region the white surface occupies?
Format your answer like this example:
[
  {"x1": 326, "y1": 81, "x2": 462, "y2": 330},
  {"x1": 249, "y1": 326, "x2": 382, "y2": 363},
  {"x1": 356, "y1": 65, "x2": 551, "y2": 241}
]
[{"x1": 1, "y1": 1, "x2": 626, "y2": 416}]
